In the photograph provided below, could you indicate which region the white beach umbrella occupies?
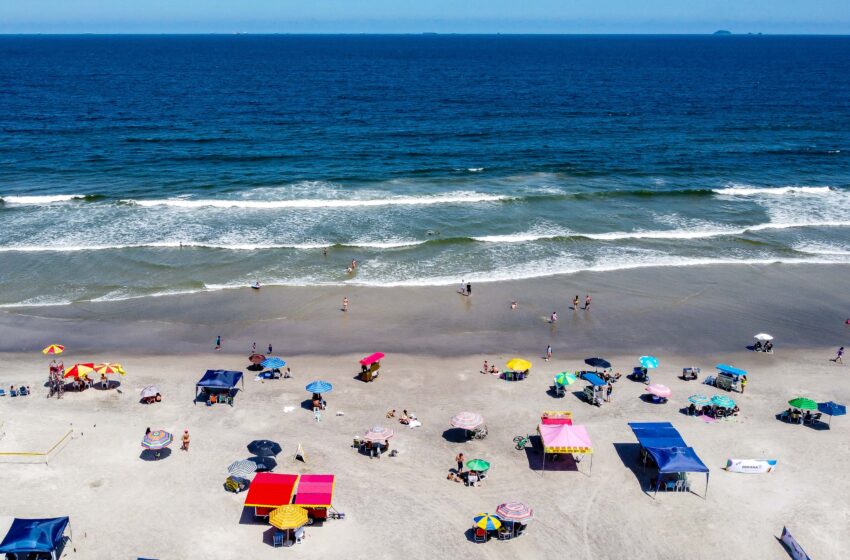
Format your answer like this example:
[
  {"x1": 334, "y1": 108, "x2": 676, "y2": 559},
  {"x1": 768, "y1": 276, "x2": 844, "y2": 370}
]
[{"x1": 754, "y1": 333, "x2": 773, "y2": 341}]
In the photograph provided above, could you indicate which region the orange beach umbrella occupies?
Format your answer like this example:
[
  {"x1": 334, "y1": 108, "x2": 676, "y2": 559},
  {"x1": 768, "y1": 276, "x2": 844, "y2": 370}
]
[
  {"x1": 94, "y1": 363, "x2": 125, "y2": 375},
  {"x1": 64, "y1": 363, "x2": 95, "y2": 378}
]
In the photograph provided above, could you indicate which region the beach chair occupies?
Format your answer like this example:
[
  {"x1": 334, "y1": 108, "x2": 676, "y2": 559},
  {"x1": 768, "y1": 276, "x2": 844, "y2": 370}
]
[
  {"x1": 0, "y1": 389, "x2": 5, "y2": 397},
  {"x1": 473, "y1": 528, "x2": 487, "y2": 543},
  {"x1": 19, "y1": 386, "x2": 29, "y2": 396},
  {"x1": 663, "y1": 479, "x2": 677, "y2": 492},
  {"x1": 273, "y1": 531, "x2": 284, "y2": 548}
]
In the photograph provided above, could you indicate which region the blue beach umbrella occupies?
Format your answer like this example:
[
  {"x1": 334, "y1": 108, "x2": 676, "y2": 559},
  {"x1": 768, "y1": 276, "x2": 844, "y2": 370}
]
[
  {"x1": 688, "y1": 394, "x2": 711, "y2": 406},
  {"x1": 261, "y1": 357, "x2": 286, "y2": 369},
  {"x1": 711, "y1": 395, "x2": 736, "y2": 409},
  {"x1": 306, "y1": 380, "x2": 333, "y2": 394},
  {"x1": 639, "y1": 356, "x2": 659, "y2": 369},
  {"x1": 817, "y1": 401, "x2": 846, "y2": 426}
]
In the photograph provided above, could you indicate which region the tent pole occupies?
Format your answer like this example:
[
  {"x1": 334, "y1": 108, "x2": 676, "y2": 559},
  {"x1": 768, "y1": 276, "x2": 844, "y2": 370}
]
[{"x1": 705, "y1": 473, "x2": 709, "y2": 499}]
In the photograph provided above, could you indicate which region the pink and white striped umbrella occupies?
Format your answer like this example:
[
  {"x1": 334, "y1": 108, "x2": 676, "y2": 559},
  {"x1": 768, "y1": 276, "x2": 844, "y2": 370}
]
[
  {"x1": 495, "y1": 502, "x2": 534, "y2": 522},
  {"x1": 450, "y1": 411, "x2": 484, "y2": 430},
  {"x1": 363, "y1": 426, "x2": 394, "y2": 443},
  {"x1": 646, "y1": 384, "x2": 672, "y2": 399}
]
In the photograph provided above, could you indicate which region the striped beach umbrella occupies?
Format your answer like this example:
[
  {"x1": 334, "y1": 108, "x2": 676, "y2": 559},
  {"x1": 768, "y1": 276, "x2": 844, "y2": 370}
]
[
  {"x1": 261, "y1": 357, "x2": 286, "y2": 369},
  {"x1": 646, "y1": 384, "x2": 672, "y2": 398},
  {"x1": 142, "y1": 430, "x2": 173, "y2": 450},
  {"x1": 495, "y1": 502, "x2": 534, "y2": 523},
  {"x1": 554, "y1": 372, "x2": 578, "y2": 387},
  {"x1": 363, "y1": 426, "x2": 394, "y2": 443},
  {"x1": 269, "y1": 505, "x2": 308, "y2": 531},
  {"x1": 64, "y1": 363, "x2": 95, "y2": 379},
  {"x1": 688, "y1": 394, "x2": 711, "y2": 406},
  {"x1": 711, "y1": 395, "x2": 736, "y2": 409},
  {"x1": 451, "y1": 411, "x2": 484, "y2": 430},
  {"x1": 140, "y1": 385, "x2": 159, "y2": 399},
  {"x1": 305, "y1": 380, "x2": 333, "y2": 394},
  {"x1": 639, "y1": 355, "x2": 659, "y2": 369},
  {"x1": 788, "y1": 397, "x2": 817, "y2": 411},
  {"x1": 227, "y1": 459, "x2": 257, "y2": 478},
  {"x1": 473, "y1": 514, "x2": 502, "y2": 531},
  {"x1": 506, "y1": 358, "x2": 531, "y2": 371},
  {"x1": 94, "y1": 363, "x2": 125, "y2": 375},
  {"x1": 466, "y1": 459, "x2": 491, "y2": 472},
  {"x1": 42, "y1": 344, "x2": 64, "y2": 355}
]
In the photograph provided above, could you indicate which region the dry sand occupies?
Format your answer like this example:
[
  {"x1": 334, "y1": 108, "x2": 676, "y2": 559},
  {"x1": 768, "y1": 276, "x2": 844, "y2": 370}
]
[{"x1": 1, "y1": 264, "x2": 849, "y2": 559}]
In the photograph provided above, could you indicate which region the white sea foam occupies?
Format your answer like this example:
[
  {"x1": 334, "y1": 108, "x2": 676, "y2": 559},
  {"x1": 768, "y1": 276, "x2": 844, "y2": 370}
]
[
  {"x1": 124, "y1": 192, "x2": 509, "y2": 209},
  {"x1": 0, "y1": 194, "x2": 86, "y2": 204},
  {"x1": 714, "y1": 185, "x2": 834, "y2": 196}
]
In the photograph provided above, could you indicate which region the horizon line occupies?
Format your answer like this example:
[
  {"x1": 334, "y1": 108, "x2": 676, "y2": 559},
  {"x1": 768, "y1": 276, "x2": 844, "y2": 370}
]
[{"x1": 2, "y1": 31, "x2": 850, "y2": 36}]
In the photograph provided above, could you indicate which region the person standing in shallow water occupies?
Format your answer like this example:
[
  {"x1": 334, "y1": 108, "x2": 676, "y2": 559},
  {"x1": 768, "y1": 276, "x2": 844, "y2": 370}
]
[
  {"x1": 466, "y1": 282, "x2": 472, "y2": 296},
  {"x1": 215, "y1": 335, "x2": 221, "y2": 350},
  {"x1": 584, "y1": 295, "x2": 592, "y2": 310},
  {"x1": 573, "y1": 295, "x2": 579, "y2": 310}
]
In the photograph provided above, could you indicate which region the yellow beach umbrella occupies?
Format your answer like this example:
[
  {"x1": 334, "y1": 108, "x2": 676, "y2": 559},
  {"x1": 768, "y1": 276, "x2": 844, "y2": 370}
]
[
  {"x1": 64, "y1": 363, "x2": 95, "y2": 379},
  {"x1": 94, "y1": 363, "x2": 126, "y2": 375},
  {"x1": 42, "y1": 344, "x2": 64, "y2": 355},
  {"x1": 506, "y1": 358, "x2": 531, "y2": 371},
  {"x1": 269, "y1": 505, "x2": 308, "y2": 531}
]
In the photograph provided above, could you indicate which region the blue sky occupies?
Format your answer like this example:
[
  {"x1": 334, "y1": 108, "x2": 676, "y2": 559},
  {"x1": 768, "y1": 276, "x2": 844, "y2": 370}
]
[{"x1": 2, "y1": 0, "x2": 848, "y2": 34}]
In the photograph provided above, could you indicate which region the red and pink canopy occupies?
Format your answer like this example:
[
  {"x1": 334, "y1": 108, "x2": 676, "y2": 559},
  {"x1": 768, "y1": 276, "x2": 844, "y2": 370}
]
[{"x1": 359, "y1": 352, "x2": 385, "y2": 366}]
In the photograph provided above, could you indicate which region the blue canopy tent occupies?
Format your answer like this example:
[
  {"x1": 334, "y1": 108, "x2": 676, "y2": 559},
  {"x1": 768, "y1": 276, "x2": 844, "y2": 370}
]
[
  {"x1": 645, "y1": 446, "x2": 710, "y2": 498},
  {"x1": 584, "y1": 373, "x2": 607, "y2": 387},
  {"x1": 0, "y1": 517, "x2": 71, "y2": 560},
  {"x1": 195, "y1": 369, "x2": 244, "y2": 404},
  {"x1": 716, "y1": 364, "x2": 747, "y2": 377},
  {"x1": 629, "y1": 422, "x2": 687, "y2": 449}
]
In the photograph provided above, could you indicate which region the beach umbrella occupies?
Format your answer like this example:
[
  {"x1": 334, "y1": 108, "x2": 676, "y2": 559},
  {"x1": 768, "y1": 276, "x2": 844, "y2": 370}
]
[
  {"x1": 140, "y1": 385, "x2": 159, "y2": 399},
  {"x1": 247, "y1": 439, "x2": 282, "y2": 457},
  {"x1": 754, "y1": 333, "x2": 774, "y2": 341},
  {"x1": 247, "y1": 456, "x2": 277, "y2": 472},
  {"x1": 305, "y1": 380, "x2": 333, "y2": 394},
  {"x1": 466, "y1": 459, "x2": 491, "y2": 472},
  {"x1": 506, "y1": 358, "x2": 531, "y2": 371},
  {"x1": 472, "y1": 514, "x2": 501, "y2": 531},
  {"x1": 711, "y1": 395, "x2": 736, "y2": 409},
  {"x1": 227, "y1": 459, "x2": 257, "y2": 478},
  {"x1": 94, "y1": 363, "x2": 125, "y2": 375},
  {"x1": 42, "y1": 344, "x2": 64, "y2": 355},
  {"x1": 495, "y1": 502, "x2": 534, "y2": 523},
  {"x1": 363, "y1": 426, "x2": 394, "y2": 443},
  {"x1": 688, "y1": 394, "x2": 711, "y2": 406},
  {"x1": 64, "y1": 363, "x2": 94, "y2": 378},
  {"x1": 639, "y1": 356, "x2": 659, "y2": 369},
  {"x1": 584, "y1": 357, "x2": 611, "y2": 369},
  {"x1": 554, "y1": 372, "x2": 578, "y2": 386},
  {"x1": 817, "y1": 401, "x2": 847, "y2": 426},
  {"x1": 261, "y1": 357, "x2": 286, "y2": 369},
  {"x1": 248, "y1": 353, "x2": 266, "y2": 365},
  {"x1": 269, "y1": 505, "x2": 308, "y2": 531},
  {"x1": 142, "y1": 430, "x2": 173, "y2": 450},
  {"x1": 788, "y1": 397, "x2": 817, "y2": 411},
  {"x1": 646, "y1": 384, "x2": 672, "y2": 399},
  {"x1": 451, "y1": 411, "x2": 484, "y2": 430}
]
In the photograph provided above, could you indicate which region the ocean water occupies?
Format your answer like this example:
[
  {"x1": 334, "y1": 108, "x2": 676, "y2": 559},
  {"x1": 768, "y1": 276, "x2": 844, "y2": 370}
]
[{"x1": 1, "y1": 35, "x2": 849, "y2": 306}]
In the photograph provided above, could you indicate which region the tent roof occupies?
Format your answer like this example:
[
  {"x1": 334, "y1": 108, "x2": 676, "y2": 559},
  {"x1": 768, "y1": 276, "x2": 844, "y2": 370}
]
[
  {"x1": 293, "y1": 474, "x2": 336, "y2": 507},
  {"x1": 359, "y1": 352, "x2": 385, "y2": 366},
  {"x1": 196, "y1": 369, "x2": 243, "y2": 389},
  {"x1": 0, "y1": 517, "x2": 69, "y2": 554},
  {"x1": 716, "y1": 364, "x2": 747, "y2": 377},
  {"x1": 645, "y1": 446, "x2": 709, "y2": 474},
  {"x1": 538, "y1": 423, "x2": 592, "y2": 454},
  {"x1": 584, "y1": 373, "x2": 606, "y2": 386},
  {"x1": 243, "y1": 473, "x2": 299, "y2": 508},
  {"x1": 628, "y1": 422, "x2": 687, "y2": 449}
]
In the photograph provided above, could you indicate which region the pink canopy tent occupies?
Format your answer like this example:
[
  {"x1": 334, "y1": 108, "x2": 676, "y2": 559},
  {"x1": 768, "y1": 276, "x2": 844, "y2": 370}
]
[
  {"x1": 537, "y1": 423, "x2": 593, "y2": 475},
  {"x1": 359, "y1": 353, "x2": 385, "y2": 366}
]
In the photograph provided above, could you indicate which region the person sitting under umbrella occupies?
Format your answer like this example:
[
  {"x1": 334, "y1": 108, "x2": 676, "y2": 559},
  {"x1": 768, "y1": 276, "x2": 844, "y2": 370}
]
[{"x1": 312, "y1": 393, "x2": 326, "y2": 410}]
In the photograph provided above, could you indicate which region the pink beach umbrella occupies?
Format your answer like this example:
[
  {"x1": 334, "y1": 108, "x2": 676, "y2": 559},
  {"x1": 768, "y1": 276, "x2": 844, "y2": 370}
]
[
  {"x1": 363, "y1": 426, "x2": 394, "y2": 443},
  {"x1": 451, "y1": 411, "x2": 484, "y2": 430},
  {"x1": 495, "y1": 502, "x2": 534, "y2": 523},
  {"x1": 646, "y1": 384, "x2": 672, "y2": 399}
]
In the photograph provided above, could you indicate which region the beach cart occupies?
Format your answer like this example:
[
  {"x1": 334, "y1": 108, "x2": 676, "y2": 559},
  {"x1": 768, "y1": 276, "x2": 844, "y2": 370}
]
[
  {"x1": 681, "y1": 367, "x2": 700, "y2": 381},
  {"x1": 711, "y1": 364, "x2": 746, "y2": 392},
  {"x1": 359, "y1": 352, "x2": 384, "y2": 382},
  {"x1": 581, "y1": 373, "x2": 607, "y2": 406}
]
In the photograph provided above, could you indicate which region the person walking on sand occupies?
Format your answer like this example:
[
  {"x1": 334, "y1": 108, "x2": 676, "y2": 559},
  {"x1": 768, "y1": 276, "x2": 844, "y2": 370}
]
[
  {"x1": 459, "y1": 279, "x2": 466, "y2": 295},
  {"x1": 573, "y1": 295, "x2": 579, "y2": 310},
  {"x1": 252, "y1": 341, "x2": 256, "y2": 353},
  {"x1": 215, "y1": 335, "x2": 221, "y2": 350},
  {"x1": 181, "y1": 429, "x2": 190, "y2": 451},
  {"x1": 466, "y1": 281, "x2": 472, "y2": 296},
  {"x1": 268, "y1": 343, "x2": 273, "y2": 354},
  {"x1": 546, "y1": 345, "x2": 552, "y2": 361},
  {"x1": 740, "y1": 375, "x2": 748, "y2": 393},
  {"x1": 606, "y1": 382, "x2": 613, "y2": 402},
  {"x1": 342, "y1": 297, "x2": 349, "y2": 312},
  {"x1": 455, "y1": 452, "x2": 465, "y2": 474},
  {"x1": 584, "y1": 295, "x2": 592, "y2": 310},
  {"x1": 835, "y1": 346, "x2": 845, "y2": 364}
]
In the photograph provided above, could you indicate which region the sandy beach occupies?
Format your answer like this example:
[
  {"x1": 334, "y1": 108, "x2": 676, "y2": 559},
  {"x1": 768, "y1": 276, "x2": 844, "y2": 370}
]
[{"x1": 1, "y1": 263, "x2": 849, "y2": 559}]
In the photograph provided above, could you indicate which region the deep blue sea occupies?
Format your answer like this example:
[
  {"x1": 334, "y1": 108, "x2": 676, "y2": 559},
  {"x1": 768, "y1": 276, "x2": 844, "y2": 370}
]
[{"x1": 1, "y1": 35, "x2": 849, "y2": 306}]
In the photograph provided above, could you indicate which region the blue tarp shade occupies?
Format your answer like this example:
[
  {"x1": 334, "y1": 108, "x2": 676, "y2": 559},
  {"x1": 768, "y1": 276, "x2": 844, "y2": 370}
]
[
  {"x1": 584, "y1": 373, "x2": 607, "y2": 386},
  {"x1": 716, "y1": 364, "x2": 747, "y2": 377},
  {"x1": 0, "y1": 517, "x2": 69, "y2": 558},
  {"x1": 628, "y1": 422, "x2": 687, "y2": 449}
]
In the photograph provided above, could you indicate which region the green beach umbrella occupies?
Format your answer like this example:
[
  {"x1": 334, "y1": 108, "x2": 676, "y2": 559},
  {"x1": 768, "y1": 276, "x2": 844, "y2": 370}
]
[
  {"x1": 688, "y1": 394, "x2": 711, "y2": 406},
  {"x1": 711, "y1": 395, "x2": 736, "y2": 409},
  {"x1": 788, "y1": 397, "x2": 817, "y2": 410},
  {"x1": 554, "y1": 372, "x2": 577, "y2": 387},
  {"x1": 466, "y1": 459, "x2": 491, "y2": 472}
]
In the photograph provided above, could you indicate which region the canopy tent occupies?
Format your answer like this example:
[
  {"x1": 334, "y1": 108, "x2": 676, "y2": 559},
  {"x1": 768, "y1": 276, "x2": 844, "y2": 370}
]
[
  {"x1": 818, "y1": 401, "x2": 846, "y2": 426},
  {"x1": 244, "y1": 473, "x2": 299, "y2": 516},
  {"x1": 583, "y1": 373, "x2": 606, "y2": 387},
  {"x1": 0, "y1": 517, "x2": 70, "y2": 560},
  {"x1": 628, "y1": 422, "x2": 687, "y2": 450},
  {"x1": 716, "y1": 364, "x2": 747, "y2": 377},
  {"x1": 645, "y1": 446, "x2": 710, "y2": 498},
  {"x1": 195, "y1": 369, "x2": 243, "y2": 402},
  {"x1": 359, "y1": 352, "x2": 385, "y2": 366},
  {"x1": 537, "y1": 423, "x2": 593, "y2": 474},
  {"x1": 540, "y1": 411, "x2": 572, "y2": 425},
  {"x1": 293, "y1": 474, "x2": 336, "y2": 509}
]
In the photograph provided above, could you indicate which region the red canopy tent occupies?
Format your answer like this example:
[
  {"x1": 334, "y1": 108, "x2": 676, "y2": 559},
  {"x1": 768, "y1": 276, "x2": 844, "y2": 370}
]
[
  {"x1": 243, "y1": 473, "x2": 299, "y2": 517},
  {"x1": 359, "y1": 353, "x2": 384, "y2": 366},
  {"x1": 293, "y1": 474, "x2": 336, "y2": 519}
]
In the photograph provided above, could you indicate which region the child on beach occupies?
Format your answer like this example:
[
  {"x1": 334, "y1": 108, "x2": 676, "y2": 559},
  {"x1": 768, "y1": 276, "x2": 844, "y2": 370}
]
[
  {"x1": 181, "y1": 430, "x2": 190, "y2": 451},
  {"x1": 455, "y1": 452, "x2": 465, "y2": 474},
  {"x1": 342, "y1": 297, "x2": 349, "y2": 312},
  {"x1": 482, "y1": 360, "x2": 489, "y2": 373},
  {"x1": 546, "y1": 345, "x2": 552, "y2": 361}
]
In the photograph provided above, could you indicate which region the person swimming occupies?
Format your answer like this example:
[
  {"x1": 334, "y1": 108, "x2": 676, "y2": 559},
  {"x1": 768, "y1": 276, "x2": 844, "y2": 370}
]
[{"x1": 251, "y1": 281, "x2": 261, "y2": 289}]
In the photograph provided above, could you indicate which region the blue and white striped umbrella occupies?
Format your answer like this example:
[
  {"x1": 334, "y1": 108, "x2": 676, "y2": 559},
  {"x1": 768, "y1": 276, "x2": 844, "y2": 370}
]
[
  {"x1": 227, "y1": 459, "x2": 257, "y2": 478},
  {"x1": 305, "y1": 380, "x2": 333, "y2": 394},
  {"x1": 261, "y1": 357, "x2": 286, "y2": 369},
  {"x1": 639, "y1": 356, "x2": 659, "y2": 369}
]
